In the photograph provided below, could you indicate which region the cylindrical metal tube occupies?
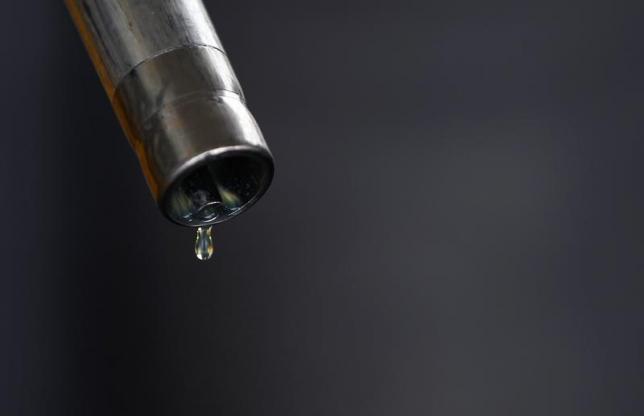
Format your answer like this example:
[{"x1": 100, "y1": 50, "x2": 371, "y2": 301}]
[{"x1": 66, "y1": 0, "x2": 274, "y2": 227}]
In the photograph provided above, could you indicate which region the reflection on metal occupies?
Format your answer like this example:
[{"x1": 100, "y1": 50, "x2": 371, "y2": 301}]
[{"x1": 65, "y1": 0, "x2": 274, "y2": 229}]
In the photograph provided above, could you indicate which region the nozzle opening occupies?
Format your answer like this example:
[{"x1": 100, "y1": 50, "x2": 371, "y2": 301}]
[{"x1": 162, "y1": 150, "x2": 273, "y2": 227}]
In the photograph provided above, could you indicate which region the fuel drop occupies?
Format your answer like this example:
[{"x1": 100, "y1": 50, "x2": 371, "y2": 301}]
[{"x1": 195, "y1": 226, "x2": 214, "y2": 261}]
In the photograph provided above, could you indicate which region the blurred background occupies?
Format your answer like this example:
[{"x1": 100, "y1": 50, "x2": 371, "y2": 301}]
[{"x1": 2, "y1": 0, "x2": 644, "y2": 414}]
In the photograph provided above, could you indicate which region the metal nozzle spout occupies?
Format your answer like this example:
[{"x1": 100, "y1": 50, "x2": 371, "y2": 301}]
[{"x1": 66, "y1": 0, "x2": 274, "y2": 227}]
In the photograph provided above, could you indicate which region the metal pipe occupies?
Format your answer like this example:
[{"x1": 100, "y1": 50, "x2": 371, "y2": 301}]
[{"x1": 65, "y1": 0, "x2": 274, "y2": 227}]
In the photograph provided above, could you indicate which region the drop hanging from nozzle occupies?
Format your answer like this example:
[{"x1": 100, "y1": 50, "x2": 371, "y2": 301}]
[{"x1": 195, "y1": 226, "x2": 214, "y2": 261}]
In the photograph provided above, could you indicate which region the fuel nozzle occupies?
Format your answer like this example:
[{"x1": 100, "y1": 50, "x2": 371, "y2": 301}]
[{"x1": 66, "y1": 0, "x2": 274, "y2": 237}]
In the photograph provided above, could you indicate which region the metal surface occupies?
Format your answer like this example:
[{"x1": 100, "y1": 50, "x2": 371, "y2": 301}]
[{"x1": 66, "y1": 0, "x2": 274, "y2": 226}]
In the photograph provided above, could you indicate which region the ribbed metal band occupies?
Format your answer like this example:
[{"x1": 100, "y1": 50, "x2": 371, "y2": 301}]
[{"x1": 112, "y1": 46, "x2": 270, "y2": 201}]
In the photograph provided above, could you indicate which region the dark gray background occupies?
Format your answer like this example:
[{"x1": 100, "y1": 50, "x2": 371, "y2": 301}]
[{"x1": 2, "y1": 1, "x2": 644, "y2": 415}]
